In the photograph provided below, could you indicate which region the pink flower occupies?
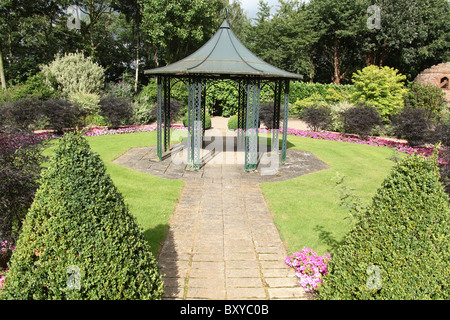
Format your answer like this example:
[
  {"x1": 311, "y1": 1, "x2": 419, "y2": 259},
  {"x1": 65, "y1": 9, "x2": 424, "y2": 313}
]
[{"x1": 286, "y1": 247, "x2": 331, "y2": 292}]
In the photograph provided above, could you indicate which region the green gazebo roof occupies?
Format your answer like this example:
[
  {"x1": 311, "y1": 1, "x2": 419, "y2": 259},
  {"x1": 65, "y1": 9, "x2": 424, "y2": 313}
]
[{"x1": 144, "y1": 20, "x2": 303, "y2": 80}]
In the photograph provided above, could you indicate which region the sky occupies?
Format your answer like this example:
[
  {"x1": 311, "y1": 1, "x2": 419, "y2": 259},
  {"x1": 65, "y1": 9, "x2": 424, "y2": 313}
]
[{"x1": 239, "y1": 0, "x2": 281, "y2": 19}]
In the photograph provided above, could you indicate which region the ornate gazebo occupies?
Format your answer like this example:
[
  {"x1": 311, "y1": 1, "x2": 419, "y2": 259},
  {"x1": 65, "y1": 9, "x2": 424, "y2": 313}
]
[{"x1": 144, "y1": 18, "x2": 303, "y2": 172}]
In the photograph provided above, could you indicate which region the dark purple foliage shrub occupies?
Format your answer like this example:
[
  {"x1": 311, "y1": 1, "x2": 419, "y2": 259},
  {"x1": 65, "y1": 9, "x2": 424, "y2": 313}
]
[
  {"x1": 0, "y1": 126, "x2": 47, "y2": 247},
  {"x1": 42, "y1": 99, "x2": 85, "y2": 134},
  {"x1": 302, "y1": 104, "x2": 333, "y2": 132},
  {"x1": 341, "y1": 103, "x2": 383, "y2": 138},
  {"x1": 99, "y1": 95, "x2": 133, "y2": 129}
]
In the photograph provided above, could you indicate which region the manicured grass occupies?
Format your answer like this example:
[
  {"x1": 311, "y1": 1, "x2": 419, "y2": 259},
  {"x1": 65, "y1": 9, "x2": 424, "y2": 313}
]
[
  {"x1": 41, "y1": 129, "x2": 404, "y2": 260},
  {"x1": 42, "y1": 131, "x2": 184, "y2": 257},
  {"x1": 261, "y1": 135, "x2": 404, "y2": 256}
]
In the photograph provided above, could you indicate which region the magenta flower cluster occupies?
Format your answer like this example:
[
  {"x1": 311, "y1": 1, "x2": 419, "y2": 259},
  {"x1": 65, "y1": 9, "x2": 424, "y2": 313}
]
[
  {"x1": 81, "y1": 124, "x2": 187, "y2": 137},
  {"x1": 0, "y1": 273, "x2": 4, "y2": 289},
  {"x1": 0, "y1": 132, "x2": 55, "y2": 153},
  {"x1": 0, "y1": 240, "x2": 16, "y2": 253},
  {"x1": 285, "y1": 247, "x2": 331, "y2": 292},
  {"x1": 276, "y1": 128, "x2": 443, "y2": 163},
  {"x1": 0, "y1": 240, "x2": 16, "y2": 290}
]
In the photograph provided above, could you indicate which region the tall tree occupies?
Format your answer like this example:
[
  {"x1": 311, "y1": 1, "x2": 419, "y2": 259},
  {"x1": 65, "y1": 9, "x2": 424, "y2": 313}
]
[
  {"x1": 139, "y1": 0, "x2": 224, "y2": 67},
  {"x1": 247, "y1": 0, "x2": 318, "y2": 80},
  {"x1": 309, "y1": 0, "x2": 368, "y2": 84},
  {"x1": 0, "y1": 0, "x2": 72, "y2": 85},
  {"x1": 364, "y1": 0, "x2": 450, "y2": 80},
  {"x1": 111, "y1": 0, "x2": 144, "y2": 92}
]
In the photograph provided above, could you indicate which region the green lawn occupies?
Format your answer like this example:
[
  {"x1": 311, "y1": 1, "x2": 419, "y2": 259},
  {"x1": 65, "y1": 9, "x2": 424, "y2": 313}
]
[
  {"x1": 42, "y1": 130, "x2": 402, "y2": 259},
  {"x1": 43, "y1": 131, "x2": 184, "y2": 257},
  {"x1": 261, "y1": 135, "x2": 404, "y2": 256}
]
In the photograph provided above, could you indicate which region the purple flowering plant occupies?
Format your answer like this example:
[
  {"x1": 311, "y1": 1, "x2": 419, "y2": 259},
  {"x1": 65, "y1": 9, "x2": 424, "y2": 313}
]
[
  {"x1": 29, "y1": 124, "x2": 445, "y2": 165},
  {"x1": 0, "y1": 240, "x2": 16, "y2": 290},
  {"x1": 286, "y1": 247, "x2": 331, "y2": 292}
]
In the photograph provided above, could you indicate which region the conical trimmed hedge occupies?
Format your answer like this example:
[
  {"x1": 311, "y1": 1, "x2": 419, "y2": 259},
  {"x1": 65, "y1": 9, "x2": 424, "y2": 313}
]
[
  {"x1": 0, "y1": 132, "x2": 163, "y2": 299},
  {"x1": 319, "y1": 153, "x2": 450, "y2": 300}
]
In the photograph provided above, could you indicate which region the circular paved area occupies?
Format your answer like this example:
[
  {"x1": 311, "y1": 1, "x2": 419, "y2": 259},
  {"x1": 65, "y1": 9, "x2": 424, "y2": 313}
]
[{"x1": 113, "y1": 129, "x2": 328, "y2": 300}]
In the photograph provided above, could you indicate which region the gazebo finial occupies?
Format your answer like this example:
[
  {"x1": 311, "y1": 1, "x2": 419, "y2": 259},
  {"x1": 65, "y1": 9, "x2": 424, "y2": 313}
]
[{"x1": 222, "y1": 7, "x2": 228, "y2": 20}]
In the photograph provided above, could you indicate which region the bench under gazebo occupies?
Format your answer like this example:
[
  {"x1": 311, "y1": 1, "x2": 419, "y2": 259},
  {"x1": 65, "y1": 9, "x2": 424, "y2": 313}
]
[{"x1": 144, "y1": 17, "x2": 303, "y2": 172}]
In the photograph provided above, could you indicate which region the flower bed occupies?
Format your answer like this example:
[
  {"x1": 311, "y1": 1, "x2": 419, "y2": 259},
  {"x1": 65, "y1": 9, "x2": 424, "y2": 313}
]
[
  {"x1": 33, "y1": 125, "x2": 443, "y2": 164},
  {"x1": 279, "y1": 128, "x2": 438, "y2": 161}
]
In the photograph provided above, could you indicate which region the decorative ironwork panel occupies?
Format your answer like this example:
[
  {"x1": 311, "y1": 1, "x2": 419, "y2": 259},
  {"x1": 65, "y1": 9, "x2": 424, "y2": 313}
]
[
  {"x1": 187, "y1": 80, "x2": 204, "y2": 170},
  {"x1": 245, "y1": 81, "x2": 261, "y2": 172},
  {"x1": 163, "y1": 77, "x2": 171, "y2": 152},
  {"x1": 271, "y1": 80, "x2": 283, "y2": 155},
  {"x1": 202, "y1": 89, "x2": 206, "y2": 135},
  {"x1": 156, "y1": 77, "x2": 163, "y2": 161},
  {"x1": 237, "y1": 80, "x2": 247, "y2": 151},
  {"x1": 273, "y1": 80, "x2": 282, "y2": 129},
  {"x1": 281, "y1": 80, "x2": 290, "y2": 165}
]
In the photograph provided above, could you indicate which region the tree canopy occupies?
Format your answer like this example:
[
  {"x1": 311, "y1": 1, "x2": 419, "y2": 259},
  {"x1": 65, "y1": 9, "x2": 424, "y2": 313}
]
[{"x1": 0, "y1": 0, "x2": 448, "y2": 88}]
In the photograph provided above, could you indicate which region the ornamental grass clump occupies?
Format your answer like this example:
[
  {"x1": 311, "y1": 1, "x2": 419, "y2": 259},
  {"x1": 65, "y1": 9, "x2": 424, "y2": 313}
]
[
  {"x1": 0, "y1": 132, "x2": 164, "y2": 300},
  {"x1": 318, "y1": 153, "x2": 450, "y2": 300}
]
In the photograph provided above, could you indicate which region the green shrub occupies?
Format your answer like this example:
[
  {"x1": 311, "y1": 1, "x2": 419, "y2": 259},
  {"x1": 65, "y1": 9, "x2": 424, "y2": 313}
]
[
  {"x1": 105, "y1": 81, "x2": 134, "y2": 99},
  {"x1": 328, "y1": 101, "x2": 354, "y2": 132},
  {"x1": 350, "y1": 65, "x2": 408, "y2": 120},
  {"x1": 404, "y1": 82, "x2": 447, "y2": 120},
  {"x1": 137, "y1": 79, "x2": 188, "y2": 112},
  {"x1": 182, "y1": 111, "x2": 211, "y2": 130},
  {"x1": 1, "y1": 73, "x2": 57, "y2": 102},
  {"x1": 68, "y1": 92, "x2": 101, "y2": 117},
  {"x1": 291, "y1": 93, "x2": 328, "y2": 118},
  {"x1": 319, "y1": 154, "x2": 450, "y2": 300},
  {"x1": 131, "y1": 101, "x2": 155, "y2": 125},
  {"x1": 0, "y1": 133, "x2": 164, "y2": 300},
  {"x1": 41, "y1": 52, "x2": 105, "y2": 97},
  {"x1": 289, "y1": 82, "x2": 354, "y2": 104},
  {"x1": 151, "y1": 100, "x2": 183, "y2": 123},
  {"x1": 227, "y1": 115, "x2": 238, "y2": 130},
  {"x1": 205, "y1": 80, "x2": 239, "y2": 117}
]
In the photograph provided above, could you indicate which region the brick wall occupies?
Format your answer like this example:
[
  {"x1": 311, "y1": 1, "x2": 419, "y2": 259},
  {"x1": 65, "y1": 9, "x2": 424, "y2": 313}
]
[{"x1": 414, "y1": 62, "x2": 450, "y2": 101}]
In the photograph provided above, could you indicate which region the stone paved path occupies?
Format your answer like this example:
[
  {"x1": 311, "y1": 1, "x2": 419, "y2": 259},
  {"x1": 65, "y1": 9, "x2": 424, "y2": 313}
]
[
  {"x1": 159, "y1": 177, "x2": 305, "y2": 300},
  {"x1": 113, "y1": 128, "x2": 328, "y2": 300}
]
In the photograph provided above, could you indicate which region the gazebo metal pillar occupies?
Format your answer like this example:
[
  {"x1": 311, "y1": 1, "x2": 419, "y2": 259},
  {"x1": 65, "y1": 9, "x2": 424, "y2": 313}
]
[
  {"x1": 281, "y1": 80, "x2": 290, "y2": 164},
  {"x1": 163, "y1": 77, "x2": 171, "y2": 152},
  {"x1": 156, "y1": 76, "x2": 171, "y2": 161},
  {"x1": 237, "y1": 80, "x2": 247, "y2": 151},
  {"x1": 245, "y1": 80, "x2": 261, "y2": 172},
  {"x1": 156, "y1": 76, "x2": 163, "y2": 160},
  {"x1": 187, "y1": 79, "x2": 204, "y2": 170},
  {"x1": 271, "y1": 80, "x2": 282, "y2": 156}
]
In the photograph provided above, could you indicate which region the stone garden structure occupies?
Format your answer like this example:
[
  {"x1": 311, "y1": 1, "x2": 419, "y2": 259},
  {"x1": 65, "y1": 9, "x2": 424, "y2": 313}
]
[{"x1": 414, "y1": 61, "x2": 450, "y2": 101}]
